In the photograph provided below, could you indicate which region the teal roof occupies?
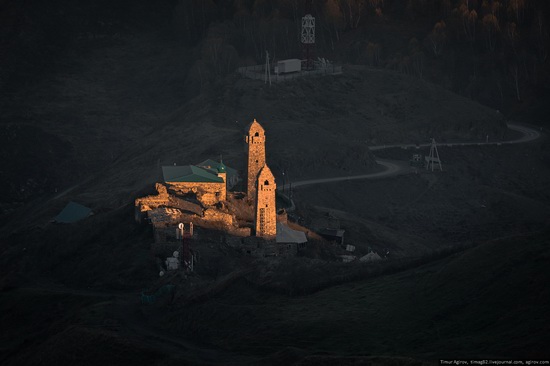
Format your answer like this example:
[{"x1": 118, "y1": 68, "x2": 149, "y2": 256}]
[
  {"x1": 54, "y1": 201, "x2": 92, "y2": 223},
  {"x1": 162, "y1": 165, "x2": 224, "y2": 183},
  {"x1": 196, "y1": 159, "x2": 238, "y2": 177}
]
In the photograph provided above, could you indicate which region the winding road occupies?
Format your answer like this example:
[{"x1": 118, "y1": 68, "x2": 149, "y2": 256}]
[{"x1": 282, "y1": 122, "x2": 542, "y2": 191}]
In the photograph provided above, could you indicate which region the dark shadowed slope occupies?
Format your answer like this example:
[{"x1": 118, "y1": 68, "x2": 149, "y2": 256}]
[{"x1": 163, "y1": 229, "x2": 550, "y2": 360}]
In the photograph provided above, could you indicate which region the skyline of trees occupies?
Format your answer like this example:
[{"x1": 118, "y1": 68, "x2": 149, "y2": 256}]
[{"x1": 172, "y1": 0, "x2": 548, "y2": 109}]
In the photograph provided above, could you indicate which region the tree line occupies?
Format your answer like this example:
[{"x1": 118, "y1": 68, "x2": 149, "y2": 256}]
[{"x1": 172, "y1": 0, "x2": 549, "y2": 112}]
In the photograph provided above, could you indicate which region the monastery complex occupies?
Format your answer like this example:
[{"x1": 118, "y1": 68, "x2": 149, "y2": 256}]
[{"x1": 134, "y1": 119, "x2": 307, "y2": 257}]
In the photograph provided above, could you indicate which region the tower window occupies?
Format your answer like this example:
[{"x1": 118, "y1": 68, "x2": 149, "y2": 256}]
[
  {"x1": 255, "y1": 132, "x2": 259, "y2": 137},
  {"x1": 264, "y1": 180, "x2": 269, "y2": 185},
  {"x1": 266, "y1": 204, "x2": 268, "y2": 207}
]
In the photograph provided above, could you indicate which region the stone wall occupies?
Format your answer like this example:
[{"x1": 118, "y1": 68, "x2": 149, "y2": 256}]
[
  {"x1": 227, "y1": 227, "x2": 252, "y2": 237},
  {"x1": 134, "y1": 183, "x2": 170, "y2": 222},
  {"x1": 135, "y1": 183, "x2": 204, "y2": 223},
  {"x1": 203, "y1": 208, "x2": 235, "y2": 227},
  {"x1": 167, "y1": 181, "x2": 226, "y2": 206},
  {"x1": 226, "y1": 236, "x2": 297, "y2": 257}
]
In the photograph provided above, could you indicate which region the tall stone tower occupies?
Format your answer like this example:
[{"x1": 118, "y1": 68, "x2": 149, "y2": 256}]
[
  {"x1": 245, "y1": 119, "x2": 266, "y2": 202},
  {"x1": 255, "y1": 165, "x2": 277, "y2": 237}
]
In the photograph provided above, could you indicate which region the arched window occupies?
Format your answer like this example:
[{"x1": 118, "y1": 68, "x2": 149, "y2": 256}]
[
  {"x1": 264, "y1": 180, "x2": 269, "y2": 185},
  {"x1": 254, "y1": 132, "x2": 259, "y2": 137}
]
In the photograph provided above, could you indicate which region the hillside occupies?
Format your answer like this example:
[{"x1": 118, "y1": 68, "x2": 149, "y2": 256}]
[
  {"x1": 1, "y1": 2, "x2": 549, "y2": 364},
  {"x1": 159, "y1": 229, "x2": 550, "y2": 360},
  {"x1": 0, "y1": 31, "x2": 508, "y2": 233},
  {"x1": 2, "y1": 30, "x2": 505, "y2": 229},
  {"x1": 2, "y1": 219, "x2": 548, "y2": 365}
]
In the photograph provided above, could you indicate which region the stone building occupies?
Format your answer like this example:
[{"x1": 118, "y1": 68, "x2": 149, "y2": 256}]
[
  {"x1": 162, "y1": 163, "x2": 227, "y2": 206},
  {"x1": 245, "y1": 119, "x2": 266, "y2": 202},
  {"x1": 255, "y1": 163, "x2": 277, "y2": 237},
  {"x1": 135, "y1": 119, "x2": 309, "y2": 254},
  {"x1": 134, "y1": 183, "x2": 203, "y2": 223}
]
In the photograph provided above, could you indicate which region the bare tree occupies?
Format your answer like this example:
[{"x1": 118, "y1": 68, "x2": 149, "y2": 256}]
[
  {"x1": 507, "y1": 0, "x2": 525, "y2": 24},
  {"x1": 366, "y1": 42, "x2": 381, "y2": 66},
  {"x1": 338, "y1": 0, "x2": 365, "y2": 30},
  {"x1": 532, "y1": 12, "x2": 549, "y2": 63},
  {"x1": 458, "y1": 4, "x2": 477, "y2": 43},
  {"x1": 509, "y1": 62, "x2": 521, "y2": 102},
  {"x1": 324, "y1": 0, "x2": 345, "y2": 50},
  {"x1": 482, "y1": 14, "x2": 499, "y2": 52},
  {"x1": 504, "y1": 21, "x2": 519, "y2": 57},
  {"x1": 426, "y1": 20, "x2": 447, "y2": 57}
]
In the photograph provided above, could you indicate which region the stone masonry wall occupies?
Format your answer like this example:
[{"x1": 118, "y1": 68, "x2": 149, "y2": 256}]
[
  {"x1": 167, "y1": 181, "x2": 226, "y2": 206},
  {"x1": 134, "y1": 183, "x2": 170, "y2": 222}
]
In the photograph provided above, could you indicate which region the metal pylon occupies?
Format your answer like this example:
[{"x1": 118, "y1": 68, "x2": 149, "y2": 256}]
[{"x1": 426, "y1": 138, "x2": 442, "y2": 171}]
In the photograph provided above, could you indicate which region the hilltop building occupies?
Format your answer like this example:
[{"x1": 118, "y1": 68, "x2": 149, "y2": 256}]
[
  {"x1": 246, "y1": 119, "x2": 266, "y2": 203},
  {"x1": 255, "y1": 165, "x2": 277, "y2": 237},
  {"x1": 135, "y1": 118, "x2": 308, "y2": 259},
  {"x1": 161, "y1": 162, "x2": 228, "y2": 205},
  {"x1": 245, "y1": 119, "x2": 278, "y2": 237}
]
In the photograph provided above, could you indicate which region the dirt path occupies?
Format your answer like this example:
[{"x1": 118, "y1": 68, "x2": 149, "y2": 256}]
[
  {"x1": 282, "y1": 159, "x2": 412, "y2": 190},
  {"x1": 369, "y1": 122, "x2": 541, "y2": 151},
  {"x1": 285, "y1": 122, "x2": 542, "y2": 191}
]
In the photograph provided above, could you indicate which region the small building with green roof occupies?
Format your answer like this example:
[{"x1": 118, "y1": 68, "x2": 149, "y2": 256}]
[
  {"x1": 162, "y1": 165, "x2": 224, "y2": 184},
  {"x1": 54, "y1": 201, "x2": 92, "y2": 223},
  {"x1": 196, "y1": 159, "x2": 240, "y2": 188}
]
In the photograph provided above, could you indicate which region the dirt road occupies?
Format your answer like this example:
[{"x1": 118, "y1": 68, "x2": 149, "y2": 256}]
[
  {"x1": 282, "y1": 159, "x2": 412, "y2": 190},
  {"x1": 284, "y1": 123, "x2": 541, "y2": 191}
]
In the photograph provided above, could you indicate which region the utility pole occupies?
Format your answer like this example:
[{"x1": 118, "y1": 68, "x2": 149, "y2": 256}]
[
  {"x1": 264, "y1": 50, "x2": 271, "y2": 86},
  {"x1": 426, "y1": 138, "x2": 443, "y2": 171}
]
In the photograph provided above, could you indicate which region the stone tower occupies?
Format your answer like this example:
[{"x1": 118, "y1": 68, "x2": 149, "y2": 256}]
[
  {"x1": 245, "y1": 119, "x2": 266, "y2": 202},
  {"x1": 255, "y1": 164, "x2": 277, "y2": 237}
]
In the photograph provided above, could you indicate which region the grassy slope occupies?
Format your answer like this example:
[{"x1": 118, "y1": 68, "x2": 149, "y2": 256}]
[{"x1": 166, "y1": 229, "x2": 550, "y2": 359}]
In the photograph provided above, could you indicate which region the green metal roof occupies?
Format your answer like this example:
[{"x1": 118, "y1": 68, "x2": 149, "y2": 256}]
[
  {"x1": 196, "y1": 159, "x2": 237, "y2": 177},
  {"x1": 162, "y1": 165, "x2": 224, "y2": 183},
  {"x1": 54, "y1": 201, "x2": 92, "y2": 223}
]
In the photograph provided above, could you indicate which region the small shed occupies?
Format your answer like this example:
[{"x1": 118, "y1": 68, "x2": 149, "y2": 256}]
[
  {"x1": 319, "y1": 228, "x2": 345, "y2": 245},
  {"x1": 276, "y1": 223, "x2": 307, "y2": 244},
  {"x1": 276, "y1": 223, "x2": 308, "y2": 256},
  {"x1": 54, "y1": 202, "x2": 92, "y2": 223},
  {"x1": 275, "y1": 59, "x2": 301, "y2": 74}
]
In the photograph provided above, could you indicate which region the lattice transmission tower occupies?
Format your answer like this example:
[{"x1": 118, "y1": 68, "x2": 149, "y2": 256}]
[
  {"x1": 426, "y1": 138, "x2": 443, "y2": 171},
  {"x1": 301, "y1": 0, "x2": 315, "y2": 70}
]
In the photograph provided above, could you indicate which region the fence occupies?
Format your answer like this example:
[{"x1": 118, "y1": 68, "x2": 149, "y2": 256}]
[{"x1": 237, "y1": 64, "x2": 343, "y2": 83}]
